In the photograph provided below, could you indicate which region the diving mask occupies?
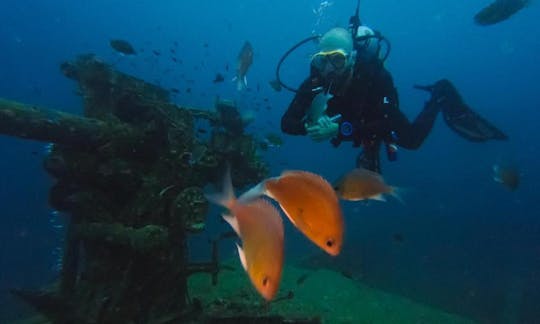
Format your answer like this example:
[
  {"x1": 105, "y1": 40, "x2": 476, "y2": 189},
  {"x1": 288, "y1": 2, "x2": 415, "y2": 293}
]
[{"x1": 311, "y1": 49, "x2": 349, "y2": 71}]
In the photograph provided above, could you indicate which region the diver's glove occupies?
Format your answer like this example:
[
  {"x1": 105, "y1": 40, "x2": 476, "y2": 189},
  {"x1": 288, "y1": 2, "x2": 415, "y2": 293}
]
[{"x1": 305, "y1": 115, "x2": 339, "y2": 142}]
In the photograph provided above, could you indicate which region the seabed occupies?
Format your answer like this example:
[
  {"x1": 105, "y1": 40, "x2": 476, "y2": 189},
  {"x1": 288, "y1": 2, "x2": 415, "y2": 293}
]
[
  {"x1": 15, "y1": 259, "x2": 474, "y2": 324},
  {"x1": 187, "y1": 259, "x2": 475, "y2": 324}
]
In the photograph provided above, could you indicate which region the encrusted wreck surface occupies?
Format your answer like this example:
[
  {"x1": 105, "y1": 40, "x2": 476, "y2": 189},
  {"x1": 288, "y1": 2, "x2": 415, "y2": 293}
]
[
  {"x1": 187, "y1": 260, "x2": 474, "y2": 324},
  {"x1": 1, "y1": 54, "x2": 270, "y2": 323}
]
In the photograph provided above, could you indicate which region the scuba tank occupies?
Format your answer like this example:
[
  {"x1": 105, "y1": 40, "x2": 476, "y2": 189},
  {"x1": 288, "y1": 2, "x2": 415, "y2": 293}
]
[{"x1": 348, "y1": 0, "x2": 391, "y2": 64}]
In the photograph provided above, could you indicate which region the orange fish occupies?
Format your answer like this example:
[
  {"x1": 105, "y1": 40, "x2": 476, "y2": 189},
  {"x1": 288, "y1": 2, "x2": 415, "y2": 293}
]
[
  {"x1": 334, "y1": 168, "x2": 401, "y2": 202},
  {"x1": 493, "y1": 164, "x2": 520, "y2": 191},
  {"x1": 241, "y1": 170, "x2": 343, "y2": 256},
  {"x1": 207, "y1": 169, "x2": 284, "y2": 301}
]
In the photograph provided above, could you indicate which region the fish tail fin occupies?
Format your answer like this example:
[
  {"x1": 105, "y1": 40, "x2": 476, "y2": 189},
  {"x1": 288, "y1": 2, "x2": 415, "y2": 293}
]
[
  {"x1": 233, "y1": 75, "x2": 247, "y2": 91},
  {"x1": 238, "y1": 180, "x2": 267, "y2": 203},
  {"x1": 206, "y1": 164, "x2": 236, "y2": 209},
  {"x1": 390, "y1": 186, "x2": 406, "y2": 205},
  {"x1": 492, "y1": 164, "x2": 503, "y2": 182}
]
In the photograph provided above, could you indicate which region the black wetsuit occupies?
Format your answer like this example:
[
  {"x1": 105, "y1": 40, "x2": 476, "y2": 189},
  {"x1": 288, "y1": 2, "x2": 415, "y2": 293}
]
[{"x1": 281, "y1": 60, "x2": 441, "y2": 173}]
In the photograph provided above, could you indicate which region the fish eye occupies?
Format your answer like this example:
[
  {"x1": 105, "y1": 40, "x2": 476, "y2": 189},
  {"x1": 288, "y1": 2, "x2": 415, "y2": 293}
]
[
  {"x1": 262, "y1": 276, "x2": 269, "y2": 286},
  {"x1": 326, "y1": 238, "x2": 335, "y2": 247}
]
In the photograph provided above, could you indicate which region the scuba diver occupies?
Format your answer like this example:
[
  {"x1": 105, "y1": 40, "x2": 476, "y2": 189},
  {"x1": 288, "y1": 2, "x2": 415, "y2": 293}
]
[{"x1": 278, "y1": 3, "x2": 507, "y2": 173}]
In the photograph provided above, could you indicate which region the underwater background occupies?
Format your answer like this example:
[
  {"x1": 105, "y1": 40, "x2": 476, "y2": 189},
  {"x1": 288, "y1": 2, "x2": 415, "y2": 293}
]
[{"x1": 0, "y1": 0, "x2": 538, "y2": 322}]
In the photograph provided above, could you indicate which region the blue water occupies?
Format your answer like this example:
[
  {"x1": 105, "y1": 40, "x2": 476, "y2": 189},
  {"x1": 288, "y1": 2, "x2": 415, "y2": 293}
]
[{"x1": 0, "y1": 0, "x2": 538, "y2": 322}]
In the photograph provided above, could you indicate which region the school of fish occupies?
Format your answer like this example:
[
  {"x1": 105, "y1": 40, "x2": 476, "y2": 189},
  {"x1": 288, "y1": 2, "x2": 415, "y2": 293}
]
[{"x1": 243, "y1": 170, "x2": 344, "y2": 256}]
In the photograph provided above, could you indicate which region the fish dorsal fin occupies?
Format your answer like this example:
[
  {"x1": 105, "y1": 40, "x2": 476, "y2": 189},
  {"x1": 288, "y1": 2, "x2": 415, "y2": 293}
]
[
  {"x1": 356, "y1": 167, "x2": 383, "y2": 181},
  {"x1": 222, "y1": 214, "x2": 240, "y2": 236},
  {"x1": 236, "y1": 243, "x2": 247, "y2": 271},
  {"x1": 389, "y1": 186, "x2": 405, "y2": 204},
  {"x1": 280, "y1": 170, "x2": 297, "y2": 177},
  {"x1": 281, "y1": 169, "x2": 324, "y2": 180}
]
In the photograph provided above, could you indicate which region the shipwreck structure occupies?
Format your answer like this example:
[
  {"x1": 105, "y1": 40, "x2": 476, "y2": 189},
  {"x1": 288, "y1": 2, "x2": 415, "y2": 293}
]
[{"x1": 0, "y1": 54, "x2": 286, "y2": 323}]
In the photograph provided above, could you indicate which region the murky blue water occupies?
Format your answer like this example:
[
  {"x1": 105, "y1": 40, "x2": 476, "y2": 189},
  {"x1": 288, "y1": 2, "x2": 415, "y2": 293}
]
[{"x1": 0, "y1": 1, "x2": 538, "y2": 322}]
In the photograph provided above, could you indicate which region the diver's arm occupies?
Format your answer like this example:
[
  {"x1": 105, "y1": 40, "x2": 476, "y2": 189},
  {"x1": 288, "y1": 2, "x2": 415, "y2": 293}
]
[
  {"x1": 369, "y1": 66, "x2": 440, "y2": 149},
  {"x1": 386, "y1": 101, "x2": 440, "y2": 149},
  {"x1": 281, "y1": 78, "x2": 317, "y2": 135},
  {"x1": 355, "y1": 68, "x2": 440, "y2": 150}
]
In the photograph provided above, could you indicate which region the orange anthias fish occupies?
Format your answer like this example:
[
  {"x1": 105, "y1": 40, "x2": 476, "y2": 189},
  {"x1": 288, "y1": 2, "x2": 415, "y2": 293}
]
[
  {"x1": 493, "y1": 164, "x2": 520, "y2": 191},
  {"x1": 233, "y1": 41, "x2": 253, "y2": 91},
  {"x1": 207, "y1": 169, "x2": 284, "y2": 301},
  {"x1": 334, "y1": 167, "x2": 401, "y2": 202},
  {"x1": 241, "y1": 170, "x2": 343, "y2": 256}
]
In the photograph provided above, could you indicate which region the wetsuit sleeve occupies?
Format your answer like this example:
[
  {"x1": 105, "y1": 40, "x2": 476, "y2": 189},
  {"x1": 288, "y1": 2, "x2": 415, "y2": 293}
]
[
  {"x1": 386, "y1": 100, "x2": 440, "y2": 149},
  {"x1": 359, "y1": 68, "x2": 440, "y2": 150},
  {"x1": 281, "y1": 78, "x2": 316, "y2": 135}
]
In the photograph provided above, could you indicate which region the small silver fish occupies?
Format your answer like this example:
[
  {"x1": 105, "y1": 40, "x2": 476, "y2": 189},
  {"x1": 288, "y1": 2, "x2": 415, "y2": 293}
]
[{"x1": 305, "y1": 91, "x2": 333, "y2": 126}]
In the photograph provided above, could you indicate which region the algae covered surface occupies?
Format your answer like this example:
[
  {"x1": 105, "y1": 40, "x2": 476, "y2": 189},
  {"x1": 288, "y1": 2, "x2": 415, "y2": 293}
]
[{"x1": 189, "y1": 259, "x2": 475, "y2": 324}]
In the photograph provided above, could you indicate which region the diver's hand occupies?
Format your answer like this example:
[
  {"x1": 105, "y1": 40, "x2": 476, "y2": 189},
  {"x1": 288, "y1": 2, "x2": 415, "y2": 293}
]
[
  {"x1": 305, "y1": 116, "x2": 339, "y2": 142},
  {"x1": 414, "y1": 79, "x2": 459, "y2": 104},
  {"x1": 430, "y1": 79, "x2": 459, "y2": 104}
]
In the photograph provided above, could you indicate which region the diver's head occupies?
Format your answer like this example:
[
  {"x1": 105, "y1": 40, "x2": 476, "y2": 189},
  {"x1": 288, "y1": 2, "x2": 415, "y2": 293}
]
[{"x1": 311, "y1": 27, "x2": 355, "y2": 80}]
